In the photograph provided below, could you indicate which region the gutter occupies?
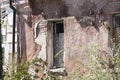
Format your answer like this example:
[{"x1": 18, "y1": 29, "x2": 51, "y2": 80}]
[{"x1": 9, "y1": 0, "x2": 16, "y2": 58}]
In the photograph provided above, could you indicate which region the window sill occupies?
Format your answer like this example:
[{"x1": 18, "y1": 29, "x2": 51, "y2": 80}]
[{"x1": 48, "y1": 68, "x2": 67, "y2": 76}]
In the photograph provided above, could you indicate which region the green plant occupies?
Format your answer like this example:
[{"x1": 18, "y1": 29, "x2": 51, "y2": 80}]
[
  {"x1": 44, "y1": 72, "x2": 60, "y2": 80},
  {"x1": 11, "y1": 62, "x2": 32, "y2": 80},
  {"x1": 70, "y1": 43, "x2": 120, "y2": 80},
  {"x1": 3, "y1": 57, "x2": 60, "y2": 80},
  {"x1": 3, "y1": 57, "x2": 45, "y2": 80}
]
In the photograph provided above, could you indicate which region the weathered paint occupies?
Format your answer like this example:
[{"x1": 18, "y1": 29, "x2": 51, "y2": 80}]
[
  {"x1": 34, "y1": 17, "x2": 48, "y2": 61},
  {"x1": 17, "y1": 0, "x2": 120, "y2": 79},
  {"x1": 17, "y1": 4, "x2": 40, "y2": 61},
  {"x1": 64, "y1": 17, "x2": 109, "y2": 79}
]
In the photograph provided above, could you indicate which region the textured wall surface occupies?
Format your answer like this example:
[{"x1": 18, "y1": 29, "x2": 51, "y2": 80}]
[
  {"x1": 28, "y1": 0, "x2": 120, "y2": 21},
  {"x1": 34, "y1": 16, "x2": 48, "y2": 61},
  {"x1": 17, "y1": 0, "x2": 120, "y2": 79},
  {"x1": 64, "y1": 17, "x2": 109, "y2": 79},
  {"x1": 17, "y1": 4, "x2": 40, "y2": 61}
]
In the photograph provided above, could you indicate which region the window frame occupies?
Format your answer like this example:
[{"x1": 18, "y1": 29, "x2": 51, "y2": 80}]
[
  {"x1": 113, "y1": 14, "x2": 120, "y2": 28},
  {"x1": 47, "y1": 19, "x2": 64, "y2": 70}
]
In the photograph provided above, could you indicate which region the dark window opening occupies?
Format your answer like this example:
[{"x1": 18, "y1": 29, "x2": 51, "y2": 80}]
[
  {"x1": 112, "y1": 14, "x2": 120, "y2": 45},
  {"x1": 55, "y1": 22, "x2": 64, "y2": 34},
  {"x1": 53, "y1": 21, "x2": 64, "y2": 68},
  {"x1": 113, "y1": 14, "x2": 120, "y2": 27}
]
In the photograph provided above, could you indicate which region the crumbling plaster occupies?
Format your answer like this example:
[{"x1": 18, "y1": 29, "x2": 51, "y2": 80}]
[
  {"x1": 34, "y1": 16, "x2": 48, "y2": 61},
  {"x1": 64, "y1": 17, "x2": 109, "y2": 78},
  {"x1": 16, "y1": 0, "x2": 120, "y2": 79}
]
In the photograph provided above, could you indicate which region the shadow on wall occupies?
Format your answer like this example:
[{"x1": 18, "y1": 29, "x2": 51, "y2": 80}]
[
  {"x1": 28, "y1": 0, "x2": 101, "y2": 31},
  {"x1": 18, "y1": 15, "x2": 27, "y2": 62},
  {"x1": 28, "y1": 0, "x2": 68, "y2": 18},
  {"x1": 28, "y1": 0, "x2": 120, "y2": 29},
  {"x1": 17, "y1": 14, "x2": 30, "y2": 62}
]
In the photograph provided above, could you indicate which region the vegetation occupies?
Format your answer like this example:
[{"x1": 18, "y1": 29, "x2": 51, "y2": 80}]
[
  {"x1": 3, "y1": 43, "x2": 120, "y2": 80},
  {"x1": 70, "y1": 44, "x2": 120, "y2": 80},
  {"x1": 4, "y1": 57, "x2": 60, "y2": 80}
]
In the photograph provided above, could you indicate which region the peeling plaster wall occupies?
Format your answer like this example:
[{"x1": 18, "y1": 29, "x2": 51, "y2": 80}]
[
  {"x1": 34, "y1": 17, "x2": 48, "y2": 61},
  {"x1": 17, "y1": 4, "x2": 40, "y2": 61},
  {"x1": 17, "y1": 0, "x2": 120, "y2": 79},
  {"x1": 28, "y1": 0, "x2": 120, "y2": 20},
  {"x1": 64, "y1": 17, "x2": 109, "y2": 79},
  {"x1": 28, "y1": 0, "x2": 68, "y2": 18}
]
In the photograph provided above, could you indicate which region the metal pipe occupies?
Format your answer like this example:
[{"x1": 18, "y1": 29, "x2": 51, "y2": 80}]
[
  {"x1": 9, "y1": 0, "x2": 16, "y2": 58},
  {"x1": 0, "y1": 19, "x2": 3, "y2": 80}
]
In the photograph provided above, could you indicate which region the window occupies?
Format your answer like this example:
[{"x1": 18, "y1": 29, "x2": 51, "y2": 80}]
[
  {"x1": 54, "y1": 22, "x2": 64, "y2": 34},
  {"x1": 53, "y1": 22, "x2": 64, "y2": 68},
  {"x1": 113, "y1": 14, "x2": 120, "y2": 27},
  {"x1": 47, "y1": 20, "x2": 64, "y2": 69},
  {"x1": 112, "y1": 14, "x2": 120, "y2": 44}
]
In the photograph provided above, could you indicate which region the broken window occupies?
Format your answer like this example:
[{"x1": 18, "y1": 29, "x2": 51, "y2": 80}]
[
  {"x1": 53, "y1": 22, "x2": 64, "y2": 68},
  {"x1": 47, "y1": 20, "x2": 64, "y2": 69}
]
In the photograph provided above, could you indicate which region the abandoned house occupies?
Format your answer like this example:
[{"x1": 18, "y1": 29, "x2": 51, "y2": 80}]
[{"x1": 1, "y1": 0, "x2": 120, "y2": 79}]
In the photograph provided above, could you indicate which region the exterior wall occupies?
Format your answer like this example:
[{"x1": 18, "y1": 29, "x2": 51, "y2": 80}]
[
  {"x1": 28, "y1": 0, "x2": 120, "y2": 20},
  {"x1": 1, "y1": 0, "x2": 29, "y2": 68},
  {"x1": 64, "y1": 17, "x2": 109, "y2": 79},
  {"x1": 28, "y1": 0, "x2": 68, "y2": 18},
  {"x1": 34, "y1": 16, "x2": 48, "y2": 61},
  {"x1": 17, "y1": 3, "x2": 40, "y2": 61},
  {"x1": 17, "y1": 0, "x2": 120, "y2": 79},
  {"x1": 1, "y1": 2, "x2": 18, "y2": 68},
  {"x1": 30, "y1": 16, "x2": 109, "y2": 79}
]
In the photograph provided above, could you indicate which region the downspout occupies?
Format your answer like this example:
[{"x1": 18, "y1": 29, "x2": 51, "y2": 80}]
[
  {"x1": 0, "y1": 20, "x2": 3, "y2": 80},
  {"x1": 9, "y1": 0, "x2": 16, "y2": 59}
]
